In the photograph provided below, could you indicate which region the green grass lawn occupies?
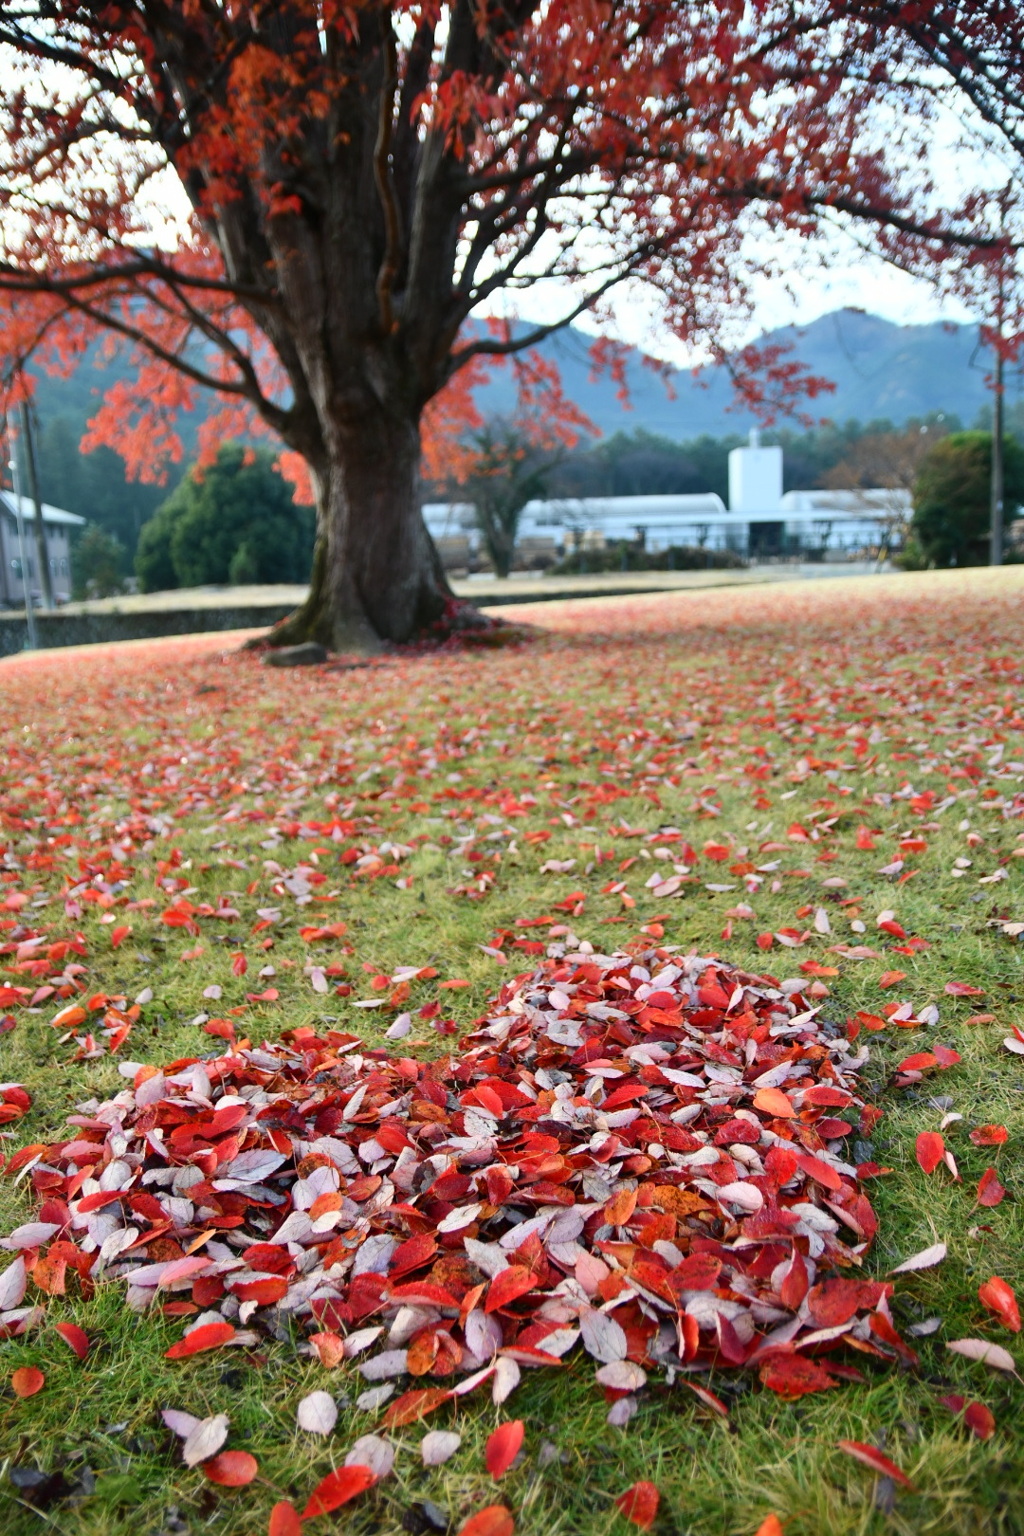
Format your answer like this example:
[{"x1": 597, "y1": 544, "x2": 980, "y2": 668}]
[{"x1": 1, "y1": 567, "x2": 1023, "y2": 1536}]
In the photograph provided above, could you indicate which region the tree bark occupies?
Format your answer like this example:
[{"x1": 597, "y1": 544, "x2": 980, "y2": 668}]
[{"x1": 267, "y1": 408, "x2": 481, "y2": 652}]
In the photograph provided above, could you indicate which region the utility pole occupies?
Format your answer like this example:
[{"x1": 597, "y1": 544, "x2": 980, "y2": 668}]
[
  {"x1": 991, "y1": 339, "x2": 1004, "y2": 567},
  {"x1": 4, "y1": 414, "x2": 38, "y2": 650},
  {"x1": 20, "y1": 401, "x2": 54, "y2": 609}
]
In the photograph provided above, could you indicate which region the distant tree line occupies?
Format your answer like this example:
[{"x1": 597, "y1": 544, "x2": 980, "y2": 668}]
[
  {"x1": 18, "y1": 388, "x2": 1020, "y2": 596},
  {"x1": 534, "y1": 415, "x2": 962, "y2": 503}
]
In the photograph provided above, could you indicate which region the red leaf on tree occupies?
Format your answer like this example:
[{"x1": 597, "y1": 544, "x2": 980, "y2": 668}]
[
  {"x1": 203, "y1": 1451, "x2": 258, "y2": 1486},
  {"x1": 614, "y1": 1481, "x2": 660, "y2": 1529},
  {"x1": 978, "y1": 1276, "x2": 1021, "y2": 1332},
  {"x1": 11, "y1": 1366, "x2": 45, "y2": 1397},
  {"x1": 458, "y1": 1507, "x2": 515, "y2": 1536},
  {"x1": 837, "y1": 1441, "x2": 914, "y2": 1489},
  {"x1": 165, "y1": 1321, "x2": 236, "y2": 1358},
  {"x1": 485, "y1": 1420, "x2": 525, "y2": 1479},
  {"x1": 977, "y1": 1167, "x2": 1007, "y2": 1207},
  {"x1": 301, "y1": 1464, "x2": 377, "y2": 1518},
  {"x1": 915, "y1": 1131, "x2": 944, "y2": 1174}
]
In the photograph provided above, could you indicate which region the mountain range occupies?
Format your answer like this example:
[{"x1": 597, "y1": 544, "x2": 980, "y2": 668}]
[
  {"x1": 29, "y1": 306, "x2": 1009, "y2": 447},
  {"x1": 475, "y1": 307, "x2": 1005, "y2": 439}
]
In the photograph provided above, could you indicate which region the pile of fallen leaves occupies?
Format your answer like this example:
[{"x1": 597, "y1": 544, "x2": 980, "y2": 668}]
[{"x1": 2, "y1": 949, "x2": 909, "y2": 1438}]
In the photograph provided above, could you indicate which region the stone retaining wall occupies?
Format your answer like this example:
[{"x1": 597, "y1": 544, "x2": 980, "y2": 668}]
[{"x1": 0, "y1": 603, "x2": 295, "y2": 658}]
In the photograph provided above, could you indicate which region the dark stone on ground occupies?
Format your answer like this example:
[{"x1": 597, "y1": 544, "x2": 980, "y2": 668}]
[{"x1": 261, "y1": 641, "x2": 328, "y2": 667}]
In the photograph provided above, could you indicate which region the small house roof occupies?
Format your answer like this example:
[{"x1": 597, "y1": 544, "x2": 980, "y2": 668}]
[{"x1": 0, "y1": 490, "x2": 85, "y2": 528}]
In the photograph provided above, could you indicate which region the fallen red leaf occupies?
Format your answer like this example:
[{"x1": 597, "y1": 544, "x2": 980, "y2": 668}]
[
  {"x1": 614, "y1": 1481, "x2": 660, "y2": 1529},
  {"x1": 945, "y1": 981, "x2": 985, "y2": 997},
  {"x1": 898, "y1": 1051, "x2": 938, "y2": 1073},
  {"x1": 268, "y1": 1502, "x2": 303, "y2": 1536},
  {"x1": 878, "y1": 971, "x2": 907, "y2": 989},
  {"x1": 165, "y1": 1321, "x2": 236, "y2": 1359},
  {"x1": 203, "y1": 1450, "x2": 258, "y2": 1486},
  {"x1": 53, "y1": 1321, "x2": 90, "y2": 1360},
  {"x1": 458, "y1": 1506, "x2": 516, "y2": 1536},
  {"x1": 837, "y1": 1440, "x2": 914, "y2": 1489},
  {"x1": 301, "y1": 1464, "x2": 377, "y2": 1517},
  {"x1": 485, "y1": 1420, "x2": 525, "y2": 1480},
  {"x1": 382, "y1": 1388, "x2": 450, "y2": 1428},
  {"x1": 11, "y1": 1366, "x2": 45, "y2": 1398},
  {"x1": 752, "y1": 1087, "x2": 795, "y2": 1117},
  {"x1": 915, "y1": 1131, "x2": 944, "y2": 1174},
  {"x1": 758, "y1": 1355, "x2": 838, "y2": 1399},
  {"x1": 977, "y1": 1167, "x2": 1007, "y2": 1208},
  {"x1": 753, "y1": 1519, "x2": 785, "y2": 1536},
  {"x1": 978, "y1": 1276, "x2": 1020, "y2": 1332},
  {"x1": 969, "y1": 1124, "x2": 1008, "y2": 1146},
  {"x1": 964, "y1": 1401, "x2": 996, "y2": 1440},
  {"x1": 485, "y1": 1267, "x2": 535, "y2": 1312}
]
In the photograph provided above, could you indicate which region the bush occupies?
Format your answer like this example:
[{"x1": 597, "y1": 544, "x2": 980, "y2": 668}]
[
  {"x1": 135, "y1": 443, "x2": 315, "y2": 591},
  {"x1": 912, "y1": 430, "x2": 1024, "y2": 566},
  {"x1": 547, "y1": 541, "x2": 746, "y2": 575},
  {"x1": 134, "y1": 506, "x2": 178, "y2": 593},
  {"x1": 71, "y1": 525, "x2": 127, "y2": 599}
]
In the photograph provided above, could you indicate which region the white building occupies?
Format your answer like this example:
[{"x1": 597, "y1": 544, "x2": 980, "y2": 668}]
[
  {"x1": 0, "y1": 492, "x2": 84, "y2": 606},
  {"x1": 423, "y1": 432, "x2": 907, "y2": 567},
  {"x1": 728, "y1": 428, "x2": 783, "y2": 515}
]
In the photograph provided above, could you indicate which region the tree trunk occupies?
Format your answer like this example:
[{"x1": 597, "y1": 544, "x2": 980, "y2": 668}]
[{"x1": 268, "y1": 409, "x2": 482, "y2": 652}]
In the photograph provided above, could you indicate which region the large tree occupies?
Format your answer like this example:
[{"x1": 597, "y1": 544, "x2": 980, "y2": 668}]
[{"x1": 0, "y1": 2, "x2": 1011, "y2": 649}]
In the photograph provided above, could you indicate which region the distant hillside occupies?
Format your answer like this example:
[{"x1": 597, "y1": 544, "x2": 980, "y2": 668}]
[
  {"x1": 475, "y1": 308, "x2": 1005, "y2": 438},
  {"x1": 27, "y1": 306, "x2": 1009, "y2": 452}
]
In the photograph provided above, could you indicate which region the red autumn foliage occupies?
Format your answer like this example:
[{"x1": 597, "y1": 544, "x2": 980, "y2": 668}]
[
  {"x1": 615, "y1": 1481, "x2": 661, "y2": 1529},
  {"x1": 963, "y1": 1402, "x2": 997, "y2": 1441},
  {"x1": 0, "y1": 5, "x2": 1015, "y2": 646},
  {"x1": 915, "y1": 1132, "x2": 945, "y2": 1175},
  {"x1": 969, "y1": 1125, "x2": 1008, "y2": 1147},
  {"x1": 837, "y1": 1440, "x2": 914, "y2": 1489},
  {"x1": 458, "y1": 1508, "x2": 516, "y2": 1536},
  {"x1": 977, "y1": 1276, "x2": 1021, "y2": 1333},
  {"x1": 54, "y1": 1321, "x2": 89, "y2": 1360},
  {"x1": 268, "y1": 1504, "x2": 303, "y2": 1536},
  {"x1": 10, "y1": 1365, "x2": 45, "y2": 1398},
  {"x1": 202, "y1": 1451, "x2": 259, "y2": 1487},
  {"x1": 1, "y1": 573, "x2": 1023, "y2": 1523},
  {"x1": 301, "y1": 1465, "x2": 377, "y2": 1518},
  {"x1": 2, "y1": 947, "x2": 905, "y2": 1415},
  {"x1": 164, "y1": 1322, "x2": 237, "y2": 1359},
  {"x1": 976, "y1": 1168, "x2": 1008, "y2": 1208},
  {"x1": 485, "y1": 1421, "x2": 525, "y2": 1480}
]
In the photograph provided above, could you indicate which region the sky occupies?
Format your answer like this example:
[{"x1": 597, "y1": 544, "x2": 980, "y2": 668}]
[{"x1": 500, "y1": 242, "x2": 979, "y2": 370}]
